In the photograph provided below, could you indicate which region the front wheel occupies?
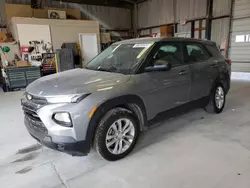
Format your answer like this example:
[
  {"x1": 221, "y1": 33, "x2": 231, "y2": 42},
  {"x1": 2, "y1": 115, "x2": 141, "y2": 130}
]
[
  {"x1": 94, "y1": 108, "x2": 139, "y2": 161},
  {"x1": 205, "y1": 84, "x2": 226, "y2": 113}
]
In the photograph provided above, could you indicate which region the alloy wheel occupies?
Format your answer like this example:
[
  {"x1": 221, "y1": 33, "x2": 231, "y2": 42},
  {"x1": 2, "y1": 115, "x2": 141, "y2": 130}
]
[
  {"x1": 105, "y1": 118, "x2": 135, "y2": 155},
  {"x1": 215, "y1": 86, "x2": 225, "y2": 109}
]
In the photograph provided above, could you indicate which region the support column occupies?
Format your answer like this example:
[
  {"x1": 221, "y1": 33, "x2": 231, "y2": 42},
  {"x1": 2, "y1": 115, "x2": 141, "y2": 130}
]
[{"x1": 205, "y1": 0, "x2": 213, "y2": 40}]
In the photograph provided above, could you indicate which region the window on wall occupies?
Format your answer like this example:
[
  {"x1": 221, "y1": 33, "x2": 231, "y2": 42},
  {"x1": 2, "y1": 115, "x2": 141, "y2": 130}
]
[{"x1": 184, "y1": 43, "x2": 210, "y2": 63}]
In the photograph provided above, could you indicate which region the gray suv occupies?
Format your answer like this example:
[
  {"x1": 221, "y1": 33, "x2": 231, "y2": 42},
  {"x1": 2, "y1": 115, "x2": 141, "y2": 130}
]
[{"x1": 22, "y1": 38, "x2": 231, "y2": 161}]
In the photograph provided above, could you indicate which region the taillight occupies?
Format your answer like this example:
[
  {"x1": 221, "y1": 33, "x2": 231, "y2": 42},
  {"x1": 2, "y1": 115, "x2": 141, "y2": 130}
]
[{"x1": 225, "y1": 59, "x2": 232, "y2": 66}]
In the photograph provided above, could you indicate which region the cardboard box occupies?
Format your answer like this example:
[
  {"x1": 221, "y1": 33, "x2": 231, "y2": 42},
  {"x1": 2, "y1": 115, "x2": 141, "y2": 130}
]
[
  {"x1": 16, "y1": 61, "x2": 31, "y2": 67},
  {"x1": 101, "y1": 33, "x2": 111, "y2": 44},
  {"x1": 160, "y1": 25, "x2": 173, "y2": 38},
  {"x1": 0, "y1": 32, "x2": 7, "y2": 42}
]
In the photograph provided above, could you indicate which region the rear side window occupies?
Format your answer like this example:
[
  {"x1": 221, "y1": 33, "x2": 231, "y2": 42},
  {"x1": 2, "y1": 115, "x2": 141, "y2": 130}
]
[{"x1": 184, "y1": 43, "x2": 211, "y2": 63}]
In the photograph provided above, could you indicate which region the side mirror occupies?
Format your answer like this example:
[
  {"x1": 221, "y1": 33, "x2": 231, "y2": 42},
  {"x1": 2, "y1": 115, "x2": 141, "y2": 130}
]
[
  {"x1": 145, "y1": 64, "x2": 171, "y2": 72},
  {"x1": 145, "y1": 59, "x2": 171, "y2": 72}
]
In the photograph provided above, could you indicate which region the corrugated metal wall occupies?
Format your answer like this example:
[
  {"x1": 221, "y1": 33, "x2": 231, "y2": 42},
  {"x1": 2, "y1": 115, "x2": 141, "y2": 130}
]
[
  {"x1": 137, "y1": 0, "x2": 174, "y2": 29},
  {"x1": 229, "y1": 0, "x2": 250, "y2": 72},
  {"x1": 176, "y1": 0, "x2": 207, "y2": 21},
  {"x1": 175, "y1": 23, "x2": 192, "y2": 37},
  {"x1": 1, "y1": 0, "x2": 131, "y2": 30},
  {"x1": 140, "y1": 29, "x2": 150, "y2": 36},
  {"x1": 210, "y1": 0, "x2": 231, "y2": 47},
  {"x1": 137, "y1": 0, "x2": 207, "y2": 29},
  {"x1": 213, "y1": 0, "x2": 231, "y2": 17},
  {"x1": 5, "y1": 0, "x2": 31, "y2": 4},
  {"x1": 233, "y1": 0, "x2": 250, "y2": 19},
  {"x1": 177, "y1": 23, "x2": 191, "y2": 33},
  {"x1": 78, "y1": 5, "x2": 131, "y2": 30},
  {"x1": 211, "y1": 18, "x2": 230, "y2": 46},
  {"x1": 0, "y1": 0, "x2": 5, "y2": 26}
]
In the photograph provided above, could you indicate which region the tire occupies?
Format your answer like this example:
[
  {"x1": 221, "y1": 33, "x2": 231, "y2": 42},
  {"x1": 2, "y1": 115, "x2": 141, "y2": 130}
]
[
  {"x1": 94, "y1": 107, "x2": 139, "y2": 161},
  {"x1": 205, "y1": 83, "x2": 226, "y2": 114}
]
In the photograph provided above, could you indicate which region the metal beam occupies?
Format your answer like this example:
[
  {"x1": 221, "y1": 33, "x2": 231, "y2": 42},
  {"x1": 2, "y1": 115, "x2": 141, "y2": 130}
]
[
  {"x1": 205, "y1": 0, "x2": 213, "y2": 40},
  {"x1": 226, "y1": 0, "x2": 234, "y2": 58},
  {"x1": 136, "y1": 0, "x2": 148, "y2": 4},
  {"x1": 52, "y1": 0, "x2": 134, "y2": 9}
]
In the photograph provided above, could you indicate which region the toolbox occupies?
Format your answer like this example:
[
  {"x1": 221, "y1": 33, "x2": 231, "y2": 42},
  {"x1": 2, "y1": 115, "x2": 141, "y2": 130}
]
[{"x1": 4, "y1": 66, "x2": 41, "y2": 90}]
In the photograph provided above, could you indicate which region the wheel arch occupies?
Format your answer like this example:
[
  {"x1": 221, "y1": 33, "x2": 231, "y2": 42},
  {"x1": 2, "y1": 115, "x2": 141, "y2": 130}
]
[
  {"x1": 85, "y1": 94, "x2": 148, "y2": 150},
  {"x1": 213, "y1": 73, "x2": 230, "y2": 93}
]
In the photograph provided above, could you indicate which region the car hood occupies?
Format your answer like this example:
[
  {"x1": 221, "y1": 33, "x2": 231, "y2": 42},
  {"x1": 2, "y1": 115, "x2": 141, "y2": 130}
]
[{"x1": 27, "y1": 68, "x2": 131, "y2": 96}]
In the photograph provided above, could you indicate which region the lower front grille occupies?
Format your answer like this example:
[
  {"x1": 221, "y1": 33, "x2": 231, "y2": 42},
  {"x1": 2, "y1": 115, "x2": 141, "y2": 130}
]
[
  {"x1": 25, "y1": 116, "x2": 48, "y2": 133},
  {"x1": 22, "y1": 102, "x2": 48, "y2": 134}
]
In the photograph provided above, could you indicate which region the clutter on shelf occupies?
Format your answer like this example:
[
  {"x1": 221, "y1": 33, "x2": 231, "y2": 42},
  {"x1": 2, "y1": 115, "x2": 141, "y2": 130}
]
[
  {"x1": 0, "y1": 32, "x2": 14, "y2": 43},
  {"x1": 0, "y1": 37, "x2": 56, "y2": 91}
]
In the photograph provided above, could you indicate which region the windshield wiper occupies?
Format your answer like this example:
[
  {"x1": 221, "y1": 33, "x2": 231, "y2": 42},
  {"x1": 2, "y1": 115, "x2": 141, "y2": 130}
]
[
  {"x1": 97, "y1": 65, "x2": 123, "y2": 74},
  {"x1": 108, "y1": 64, "x2": 122, "y2": 73},
  {"x1": 97, "y1": 67, "x2": 111, "y2": 72},
  {"x1": 86, "y1": 65, "x2": 123, "y2": 74}
]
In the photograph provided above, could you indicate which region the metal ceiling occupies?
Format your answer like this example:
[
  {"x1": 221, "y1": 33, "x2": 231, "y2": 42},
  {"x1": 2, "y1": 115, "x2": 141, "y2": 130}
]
[{"x1": 52, "y1": 0, "x2": 147, "y2": 9}]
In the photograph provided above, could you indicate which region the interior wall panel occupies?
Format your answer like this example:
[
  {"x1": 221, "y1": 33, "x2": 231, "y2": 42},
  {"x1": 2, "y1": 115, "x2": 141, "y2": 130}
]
[
  {"x1": 137, "y1": 0, "x2": 174, "y2": 29},
  {"x1": 229, "y1": 0, "x2": 250, "y2": 72},
  {"x1": 176, "y1": 0, "x2": 207, "y2": 21},
  {"x1": 140, "y1": 29, "x2": 150, "y2": 36},
  {"x1": 79, "y1": 4, "x2": 131, "y2": 30},
  {"x1": 213, "y1": 0, "x2": 231, "y2": 17},
  {"x1": 138, "y1": 0, "x2": 207, "y2": 29},
  {"x1": 177, "y1": 23, "x2": 191, "y2": 33},
  {"x1": 211, "y1": 18, "x2": 230, "y2": 46},
  {"x1": 233, "y1": 0, "x2": 250, "y2": 19},
  {"x1": 0, "y1": 0, "x2": 5, "y2": 26},
  {"x1": 2, "y1": 0, "x2": 131, "y2": 30}
]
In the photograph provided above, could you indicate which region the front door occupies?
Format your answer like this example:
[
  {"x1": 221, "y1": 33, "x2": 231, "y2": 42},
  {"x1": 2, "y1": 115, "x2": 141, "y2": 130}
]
[{"x1": 138, "y1": 41, "x2": 191, "y2": 119}]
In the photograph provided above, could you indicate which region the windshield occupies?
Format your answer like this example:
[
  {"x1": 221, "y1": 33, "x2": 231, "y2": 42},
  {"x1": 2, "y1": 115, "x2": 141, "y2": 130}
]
[{"x1": 85, "y1": 43, "x2": 154, "y2": 74}]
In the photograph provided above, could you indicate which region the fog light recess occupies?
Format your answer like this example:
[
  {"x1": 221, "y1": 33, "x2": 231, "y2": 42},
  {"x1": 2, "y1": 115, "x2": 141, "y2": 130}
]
[{"x1": 53, "y1": 112, "x2": 72, "y2": 127}]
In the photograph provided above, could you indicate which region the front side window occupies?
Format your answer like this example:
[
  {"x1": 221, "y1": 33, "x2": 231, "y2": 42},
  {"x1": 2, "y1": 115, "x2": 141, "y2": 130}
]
[
  {"x1": 85, "y1": 43, "x2": 154, "y2": 74},
  {"x1": 185, "y1": 43, "x2": 210, "y2": 63},
  {"x1": 151, "y1": 42, "x2": 183, "y2": 67}
]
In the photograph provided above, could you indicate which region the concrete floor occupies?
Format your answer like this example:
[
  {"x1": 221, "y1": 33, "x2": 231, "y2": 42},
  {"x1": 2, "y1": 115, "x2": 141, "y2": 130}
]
[{"x1": 1, "y1": 78, "x2": 250, "y2": 188}]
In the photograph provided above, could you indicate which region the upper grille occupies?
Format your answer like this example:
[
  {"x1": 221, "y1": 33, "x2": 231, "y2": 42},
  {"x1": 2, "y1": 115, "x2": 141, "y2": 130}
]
[
  {"x1": 22, "y1": 105, "x2": 41, "y2": 122},
  {"x1": 25, "y1": 93, "x2": 47, "y2": 105},
  {"x1": 31, "y1": 95, "x2": 47, "y2": 105}
]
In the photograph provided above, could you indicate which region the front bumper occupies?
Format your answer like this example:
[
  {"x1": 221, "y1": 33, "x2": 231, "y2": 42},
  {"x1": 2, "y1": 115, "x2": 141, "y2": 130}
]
[
  {"x1": 21, "y1": 96, "x2": 93, "y2": 156},
  {"x1": 24, "y1": 117, "x2": 90, "y2": 156}
]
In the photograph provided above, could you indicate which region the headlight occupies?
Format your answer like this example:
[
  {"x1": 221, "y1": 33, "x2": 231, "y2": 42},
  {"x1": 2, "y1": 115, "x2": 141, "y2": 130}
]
[
  {"x1": 53, "y1": 112, "x2": 72, "y2": 127},
  {"x1": 46, "y1": 93, "x2": 90, "y2": 104}
]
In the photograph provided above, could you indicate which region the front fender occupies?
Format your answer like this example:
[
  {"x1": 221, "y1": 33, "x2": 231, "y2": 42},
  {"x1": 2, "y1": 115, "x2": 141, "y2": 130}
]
[{"x1": 85, "y1": 94, "x2": 147, "y2": 149}]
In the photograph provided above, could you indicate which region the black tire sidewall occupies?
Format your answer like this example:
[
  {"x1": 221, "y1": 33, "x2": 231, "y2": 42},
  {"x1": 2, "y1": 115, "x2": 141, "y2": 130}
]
[
  {"x1": 95, "y1": 108, "x2": 139, "y2": 161},
  {"x1": 212, "y1": 84, "x2": 226, "y2": 113}
]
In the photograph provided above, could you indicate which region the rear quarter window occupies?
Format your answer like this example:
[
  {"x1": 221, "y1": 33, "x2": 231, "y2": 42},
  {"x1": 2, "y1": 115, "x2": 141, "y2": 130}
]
[{"x1": 205, "y1": 44, "x2": 221, "y2": 57}]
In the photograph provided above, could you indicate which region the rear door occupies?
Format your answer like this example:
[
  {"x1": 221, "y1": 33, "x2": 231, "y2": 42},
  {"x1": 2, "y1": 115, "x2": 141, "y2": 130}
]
[{"x1": 183, "y1": 42, "x2": 219, "y2": 101}]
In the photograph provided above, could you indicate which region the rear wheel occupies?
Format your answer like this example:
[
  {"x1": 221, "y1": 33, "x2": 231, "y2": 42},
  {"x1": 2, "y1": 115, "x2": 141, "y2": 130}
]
[
  {"x1": 205, "y1": 84, "x2": 226, "y2": 113},
  {"x1": 94, "y1": 108, "x2": 139, "y2": 161}
]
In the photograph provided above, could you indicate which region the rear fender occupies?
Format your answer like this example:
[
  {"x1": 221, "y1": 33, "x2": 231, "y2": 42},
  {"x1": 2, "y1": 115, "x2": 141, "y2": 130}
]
[{"x1": 213, "y1": 73, "x2": 230, "y2": 93}]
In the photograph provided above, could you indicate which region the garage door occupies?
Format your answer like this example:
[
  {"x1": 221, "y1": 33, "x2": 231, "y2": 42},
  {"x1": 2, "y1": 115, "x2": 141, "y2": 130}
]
[{"x1": 229, "y1": 0, "x2": 250, "y2": 72}]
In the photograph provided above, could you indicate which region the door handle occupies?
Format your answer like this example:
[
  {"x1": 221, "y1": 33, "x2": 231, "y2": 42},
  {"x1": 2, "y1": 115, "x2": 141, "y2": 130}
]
[
  {"x1": 179, "y1": 70, "x2": 187, "y2": 75},
  {"x1": 210, "y1": 64, "x2": 218, "y2": 68}
]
